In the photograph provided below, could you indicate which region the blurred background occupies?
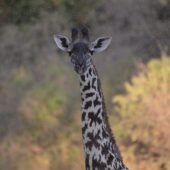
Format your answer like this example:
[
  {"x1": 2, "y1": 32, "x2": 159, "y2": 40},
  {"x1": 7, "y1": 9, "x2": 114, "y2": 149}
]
[{"x1": 0, "y1": 0, "x2": 170, "y2": 169}]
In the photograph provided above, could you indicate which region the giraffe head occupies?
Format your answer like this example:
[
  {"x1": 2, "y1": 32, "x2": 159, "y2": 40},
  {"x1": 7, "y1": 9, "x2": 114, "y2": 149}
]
[{"x1": 54, "y1": 27, "x2": 112, "y2": 74}]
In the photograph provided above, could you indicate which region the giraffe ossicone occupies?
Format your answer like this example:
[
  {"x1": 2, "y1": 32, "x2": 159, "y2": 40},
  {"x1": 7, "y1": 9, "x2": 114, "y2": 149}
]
[{"x1": 54, "y1": 27, "x2": 128, "y2": 170}]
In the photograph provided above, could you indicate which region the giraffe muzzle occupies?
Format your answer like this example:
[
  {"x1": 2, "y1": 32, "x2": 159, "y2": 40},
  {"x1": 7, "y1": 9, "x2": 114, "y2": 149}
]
[{"x1": 74, "y1": 63, "x2": 87, "y2": 74}]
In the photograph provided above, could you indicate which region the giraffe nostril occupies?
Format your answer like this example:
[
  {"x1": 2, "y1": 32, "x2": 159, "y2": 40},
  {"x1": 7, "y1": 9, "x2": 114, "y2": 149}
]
[{"x1": 79, "y1": 63, "x2": 83, "y2": 68}]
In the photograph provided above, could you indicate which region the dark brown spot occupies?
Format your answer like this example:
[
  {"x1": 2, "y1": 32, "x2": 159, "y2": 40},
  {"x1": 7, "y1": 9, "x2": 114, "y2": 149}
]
[
  {"x1": 83, "y1": 81, "x2": 90, "y2": 92},
  {"x1": 93, "y1": 96, "x2": 101, "y2": 107},
  {"x1": 84, "y1": 101, "x2": 92, "y2": 109},
  {"x1": 107, "y1": 154, "x2": 114, "y2": 165},
  {"x1": 81, "y1": 75, "x2": 86, "y2": 82},
  {"x1": 92, "y1": 78, "x2": 96, "y2": 90},
  {"x1": 85, "y1": 92, "x2": 95, "y2": 98}
]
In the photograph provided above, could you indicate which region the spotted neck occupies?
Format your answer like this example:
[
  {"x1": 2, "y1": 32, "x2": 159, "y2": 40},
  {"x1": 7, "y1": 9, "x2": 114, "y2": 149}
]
[{"x1": 79, "y1": 64, "x2": 128, "y2": 170}]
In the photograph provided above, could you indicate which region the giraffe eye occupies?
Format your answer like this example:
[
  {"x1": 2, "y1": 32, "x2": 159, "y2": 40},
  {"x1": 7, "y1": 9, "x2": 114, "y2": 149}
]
[
  {"x1": 68, "y1": 51, "x2": 72, "y2": 56},
  {"x1": 89, "y1": 50, "x2": 93, "y2": 55}
]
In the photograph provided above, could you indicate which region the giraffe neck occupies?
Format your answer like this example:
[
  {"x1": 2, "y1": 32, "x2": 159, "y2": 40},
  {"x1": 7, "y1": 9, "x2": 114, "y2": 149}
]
[{"x1": 79, "y1": 64, "x2": 128, "y2": 170}]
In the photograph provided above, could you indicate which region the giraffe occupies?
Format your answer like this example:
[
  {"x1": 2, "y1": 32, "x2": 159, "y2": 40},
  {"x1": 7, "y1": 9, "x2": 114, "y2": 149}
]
[{"x1": 54, "y1": 27, "x2": 128, "y2": 170}]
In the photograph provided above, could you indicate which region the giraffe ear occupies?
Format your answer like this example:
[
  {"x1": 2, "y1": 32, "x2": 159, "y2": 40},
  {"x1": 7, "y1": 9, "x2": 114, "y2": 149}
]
[
  {"x1": 54, "y1": 35, "x2": 71, "y2": 52},
  {"x1": 90, "y1": 37, "x2": 112, "y2": 53}
]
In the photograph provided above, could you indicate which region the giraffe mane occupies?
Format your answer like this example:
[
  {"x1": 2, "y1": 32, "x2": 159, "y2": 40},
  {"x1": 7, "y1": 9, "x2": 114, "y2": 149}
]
[{"x1": 92, "y1": 63, "x2": 123, "y2": 161}]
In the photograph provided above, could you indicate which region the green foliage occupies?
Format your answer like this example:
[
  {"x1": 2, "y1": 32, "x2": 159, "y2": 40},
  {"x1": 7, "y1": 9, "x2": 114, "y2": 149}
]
[
  {"x1": 0, "y1": 56, "x2": 83, "y2": 170},
  {"x1": 0, "y1": 0, "x2": 102, "y2": 25},
  {"x1": 60, "y1": 0, "x2": 102, "y2": 25},
  {"x1": 113, "y1": 56, "x2": 170, "y2": 170},
  {"x1": 113, "y1": 56, "x2": 170, "y2": 117},
  {"x1": 1, "y1": 0, "x2": 45, "y2": 24},
  {"x1": 12, "y1": 66, "x2": 33, "y2": 88}
]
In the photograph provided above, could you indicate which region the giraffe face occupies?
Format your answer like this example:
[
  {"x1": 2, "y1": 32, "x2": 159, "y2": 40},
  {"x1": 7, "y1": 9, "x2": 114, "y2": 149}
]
[
  {"x1": 69, "y1": 42, "x2": 92, "y2": 74},
  {"x1": 54, "y1": 28, "x2": 112, "y2": 74}
]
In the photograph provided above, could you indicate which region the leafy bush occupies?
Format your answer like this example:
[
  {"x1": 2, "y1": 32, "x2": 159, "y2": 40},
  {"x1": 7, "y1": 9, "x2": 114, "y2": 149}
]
[
  {"x1": 0, "y1": 0, "x2": 102, "y2": 25},
  {"x1": 60, "y1": 0, "x2": 102, "y2": 25},
  {"x1": 113, "y1": 55, "x2": 170, "y2": 170},
  {"x1": 0, "y1": 0, "x2": 46, "y2": 24},
  {"x1": 157, "y1": 0, "x2": 170, "y2": 20}
]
